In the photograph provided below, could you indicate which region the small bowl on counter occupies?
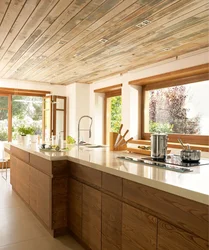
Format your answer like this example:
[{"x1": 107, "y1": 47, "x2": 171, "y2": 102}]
[{"x1": 180, "y1": 149, "x2": 201, "y2": 162}]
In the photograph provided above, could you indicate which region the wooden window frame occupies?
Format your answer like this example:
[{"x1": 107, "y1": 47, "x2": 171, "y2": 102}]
[
  {"x1": 138, "y1": 64, "x2": 209, "y2": 146},
  {"x1": 103, "y1": 89, "x2": 122, "y2": 145},
  {"x1": 0, "y1": 87, "x2": 50, "y2": 142}
]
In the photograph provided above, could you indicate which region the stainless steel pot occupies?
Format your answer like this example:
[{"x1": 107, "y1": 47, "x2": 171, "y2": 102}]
[
  {"x1": 151, "y1": 133, "x2": 168, "y2": 160},
  {"x1": 180, "y1": 149, "x2": 201, "y2": 162}
]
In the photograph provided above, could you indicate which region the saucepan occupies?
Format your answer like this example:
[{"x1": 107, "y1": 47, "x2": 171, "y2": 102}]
[{"x1": 178, "y1": 139, "x2": 201, "y2": 162}]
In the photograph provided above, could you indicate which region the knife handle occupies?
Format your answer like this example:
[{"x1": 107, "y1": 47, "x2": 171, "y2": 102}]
[{"x1": 118, "y1": 124, "x2": 123, "y2": 134}]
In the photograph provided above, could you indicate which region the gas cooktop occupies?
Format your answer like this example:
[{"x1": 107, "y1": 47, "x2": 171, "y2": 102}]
[{"x1": 141, "y1": 155, "x2": 209, "y2": 167}]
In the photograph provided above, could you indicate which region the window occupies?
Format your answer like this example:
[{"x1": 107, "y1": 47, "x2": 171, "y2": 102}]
[
  {"x1": 0, "y1": 88, "x2": 50, "y2": 142},
  {"x1": 105, "y1": 93, "x2": 122, "y2": 145},
  {"x1": 144, "y1": 81, "x2": 209, "y2": 135},
  {"x1": 139, "y1": 64, "x2": 209, "y2": 145},
  {"x1": 94, "y1": 84, "x2": 122, "y2": 145}
]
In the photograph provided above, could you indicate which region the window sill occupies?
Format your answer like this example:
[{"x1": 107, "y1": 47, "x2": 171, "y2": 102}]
[{"x1": 130, "y1": 140, "x2": 209, "y2": 152}]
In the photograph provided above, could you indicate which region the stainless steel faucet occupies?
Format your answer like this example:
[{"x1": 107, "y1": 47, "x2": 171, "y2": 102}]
[{"x1": 78, "y1": 115, "x2": 93, "y2": 144}]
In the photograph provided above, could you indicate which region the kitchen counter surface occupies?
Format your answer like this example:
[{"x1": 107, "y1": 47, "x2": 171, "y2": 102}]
[{"x1": 6, "y1": 142, "x2": 209, "y2": 205}]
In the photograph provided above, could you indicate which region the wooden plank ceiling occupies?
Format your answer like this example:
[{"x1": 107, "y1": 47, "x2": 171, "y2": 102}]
[{"x1": 0, "y1": 0, "x2": 208, "y2": 85}]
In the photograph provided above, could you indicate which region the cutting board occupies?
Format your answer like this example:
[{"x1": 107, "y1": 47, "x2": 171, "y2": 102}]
[{"x1": 127, "y1": 147, "x2": 171, "y2": 155}]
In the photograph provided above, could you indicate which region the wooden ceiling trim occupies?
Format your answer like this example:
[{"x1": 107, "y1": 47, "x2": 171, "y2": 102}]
[
  {"x1": 0, "y1": 0, "x2": 26, "y2": 47},
  {"x1": 2, "y1": 0, "x2": 100, "y2": 78},
  {"x1": 25, "y1": 0, "x2": 178, "y2": 81},
  {"x1": 0, "y1": 0, "x2": 42, "y2": 61},
  {"x1": 30, "y1": 0, "x2": 208, "y2": 84},
  {"x1": 17, "y1": 0, "x2": 140, "y2": 81},
  {"x1": 94, "y1": 83, "x2": 122, "y2": 93},
  {"x1": 45, "y1": 19, "x2": 208, "y2": 84},
  {"x1": 0, "y1": 0, "x2": 72, "y2": 76},
  {"x1": 0, "y1": 0, "x2": 208, "y2": 85},
  {"x1": 3, "y1": 0, "x2": 122, "y2": 80},
  {"x1": 0, "y1": 0, "x2": 10, "y2": 24}
]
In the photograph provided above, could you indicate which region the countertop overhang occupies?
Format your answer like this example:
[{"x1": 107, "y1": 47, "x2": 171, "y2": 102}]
[{"x1": 6, "y1": 142, "x2": 209, "y2": 205}]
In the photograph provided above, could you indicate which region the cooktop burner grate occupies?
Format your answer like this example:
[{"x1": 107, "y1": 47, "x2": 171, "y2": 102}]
[{"x1": 141, "y1": 155, "x2": 209, "y2": 167}]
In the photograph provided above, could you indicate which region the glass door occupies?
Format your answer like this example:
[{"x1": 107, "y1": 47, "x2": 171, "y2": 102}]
[
  {"x1": 42, "y1": 96, "x2": 52, "y2": 142},
  {"x1": 0, "y1": 94, "x2": 12, "y2": 142}
]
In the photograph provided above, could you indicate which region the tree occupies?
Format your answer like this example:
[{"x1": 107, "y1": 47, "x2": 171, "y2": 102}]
[
  {"x1": 110, "y1": 96, "x2": 122, "y2": 133},
  {"x1": 149, "y1": 86, "x2": 200, "y2": 134}
]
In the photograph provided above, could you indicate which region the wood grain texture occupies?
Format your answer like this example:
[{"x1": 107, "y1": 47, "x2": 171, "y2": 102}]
[
  {"x1": 11, "y1": 145, "x2": 30, "y2": 163},
  {"x1": 122, "y1": 203, "x2": 157, "y2": 250},
  {"x1": 29, "y1": 166, "x2": 51, "y2": 227},
  {"x1": 52, "y1": 177, "x2": 68, "y2": 230},
  {"x1": 158, "y1": 220, "x2": 209, "y2": 250},
  {"x1": 123, "y1": 179, "x2": 209, "y2": 241},
  {"x1": 82, "y1": 184, "x2": 101, "y2": 250},
  {"x1": 68, "y1": 178, "x2": 82, "y2": 239},
  {"x1": 70, "y1": 161, "x2": 102, "y2": 187},
  {"x1": 102, "y1": 172, "x2": 122, "y2": 196},
  {"x1": 0, "y1": 0, "x2": 208, "y2": 84},
  {"x1": 102, "y1": 193, "x2": 122, "y2": 250},
  {"x1": 30, "y1": 153, "x2": 52, "y2": 175},
  {"x1": 52, "y1": 160, "x2": 68, "y2": 177}
]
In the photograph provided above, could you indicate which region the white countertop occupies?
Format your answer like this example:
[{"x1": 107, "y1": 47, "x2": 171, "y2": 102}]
[{"x1": 6, "y1": 142, "x2": 209, "y2": 205}]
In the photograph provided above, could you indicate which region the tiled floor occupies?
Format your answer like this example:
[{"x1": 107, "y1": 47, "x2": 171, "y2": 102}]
[{"x1": 0, "y1": 170, "x2": 84, "y2": 250}]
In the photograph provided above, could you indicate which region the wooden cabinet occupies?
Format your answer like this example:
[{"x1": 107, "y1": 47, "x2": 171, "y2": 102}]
[
  {"x1": 52, "y1": 177, "x2": 68, "y2": 230},
  {"x1": 10, "y1": 155, "x2": 17, "y2": 188},
  {"x1": 82, "y1": 184, "x2": 101, "y2": 250},
  {"x1": 68, "y1": 178, "x2": 82, "y2": 239},
  {"x1": 102, "y1": 193, "x2": 122, "y2": 250},
  {"x1": 29, "y1": 167, "x2": 51, "y2": 228},
  {"x1": 122, "y1": 203, "x2": 157, "y2": 250},
  {"x1": 15, "y1": 157, "x2": 30, "y2": 204},
  {"x1": 157, "y1": 220, "x2": 209, "y2": 250}
]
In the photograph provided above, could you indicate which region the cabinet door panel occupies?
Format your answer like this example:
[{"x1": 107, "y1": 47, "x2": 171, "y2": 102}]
[
  {"x1": 82, "y1": 184, "x2": 101, "y2": 250},
  {"x1": 16, "y1": 159, "x2": 30, "y2": 204},
  {"x1": 102, "y1": 193, "x2": 122, "y2": 250},
  {"x1": 158, "y1": 220, "x2": 209, "y2": 250},
  {"x1": 29, "y1": 166, "x2": 51, "y2": 228},
  {"x1": 122, "y1": 203, "x2": 157, "y2": 250},
  {"x1": 68, "y1": 178, "x2": 82, "y2": 239}
]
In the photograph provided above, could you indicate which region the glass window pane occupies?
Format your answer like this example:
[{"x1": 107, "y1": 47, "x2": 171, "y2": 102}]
[
  {"x1": 145, "y1": 80, "x2": 209, "y2": 135},
  {"x1": 56, "y1": 98, "x2": 64, "y2": 109},
  {"x1": 0, "y1": 110, "x2": 8, "y2": 141},
  {"x1": 0, "y1": 96, "x2": 8, "y2": 109},
  {"x1": 56, "y1": 110, "x2": 64, "y2": 135},
  {"x1": 12, "y1": 95, "x2": 43, "y2": 141}
]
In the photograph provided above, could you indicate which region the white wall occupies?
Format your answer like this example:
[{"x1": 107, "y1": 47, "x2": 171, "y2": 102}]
[{"x1": 66, "y1": 83, "x2": 90, "y2": 143}]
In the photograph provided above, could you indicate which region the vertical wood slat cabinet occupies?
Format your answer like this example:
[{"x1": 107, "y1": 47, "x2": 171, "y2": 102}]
[
  {"x1": 102, "y1": 193, "x2": 122, "y2": 250},
  {"x1": 52, "y1": 176, "x2": 68, "y2": 230},
  {"x1": 29, "y1": 166, "x2": 51, "y2": 228},
  {"x1": 14, "y1": 157, "x2": 30, "y2": 204},
  {"x1": 157, "y1": 220, "x2": 209, "y2": 250},
  {"x1": 122, "y1": 203, "x2": 157, "y2": 250},
  {"x1": 10, "y1": 155, "x2": 17, "y2": 189},
  {"x1": 82, "y1": 184, "x2": 102, "y2": 250},
  {"x1": 68, "y1": 177, "x2": 82, "y2": 240}
]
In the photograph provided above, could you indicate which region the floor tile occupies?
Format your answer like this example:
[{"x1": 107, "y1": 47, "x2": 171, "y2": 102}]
[{"x1": 0, "y1": 171, "x2": 84, "y2": 250}]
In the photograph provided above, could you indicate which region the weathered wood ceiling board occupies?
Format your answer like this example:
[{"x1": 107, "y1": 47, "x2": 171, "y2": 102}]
[{"x1": 0, "y1": 0, "x2": 208, "y2": 85}]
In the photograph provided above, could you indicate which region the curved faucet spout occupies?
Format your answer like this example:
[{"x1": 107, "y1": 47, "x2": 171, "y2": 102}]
[{"x1": 78, "y1": 115, "x2": 93, "y2": 145}]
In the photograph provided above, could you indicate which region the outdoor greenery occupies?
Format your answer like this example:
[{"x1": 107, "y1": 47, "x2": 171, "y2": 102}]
[
  {"x1": 149, "y1": 121, "x2": 173, "y2": 133},
  {"x1": 149, "y1": 86, "x2": 200, "y2": 134},
  {"x1": 110, "y1": 96, "x2": 122, "y2": 133},
  {"x1": 0, "y1": 95, "x2": 42, "y2": 141}
]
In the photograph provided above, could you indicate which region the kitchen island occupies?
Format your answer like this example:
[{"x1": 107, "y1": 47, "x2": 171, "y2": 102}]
[{"x1": 8, "y1": 143, "x2": 209, "y2": 250}]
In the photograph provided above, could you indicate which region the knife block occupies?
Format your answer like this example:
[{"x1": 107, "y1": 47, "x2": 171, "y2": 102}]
[{"x1": 109, "y1": 132, "x2": 127, "y2": 151}]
